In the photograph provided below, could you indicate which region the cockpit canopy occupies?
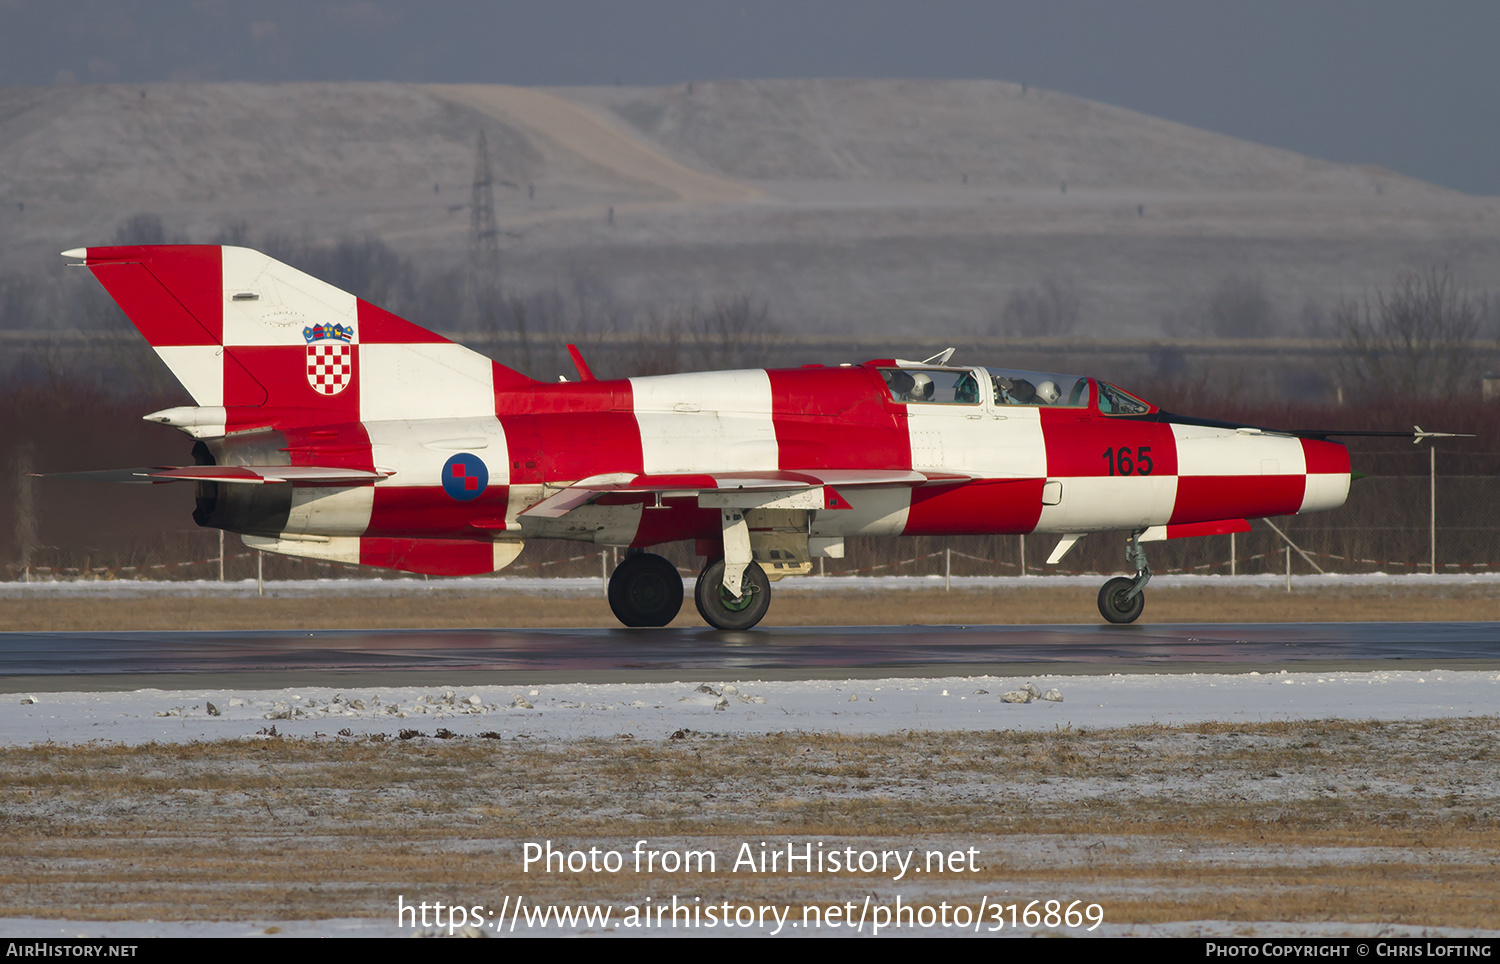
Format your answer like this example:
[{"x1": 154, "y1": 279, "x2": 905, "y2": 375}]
[{"x1": 877, "y1": 366, "x2": 1152, "y2": 415}]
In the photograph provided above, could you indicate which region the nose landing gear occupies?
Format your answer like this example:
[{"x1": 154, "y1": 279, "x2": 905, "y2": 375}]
[{"x1": 1098, "y1": 530, "x2": 1151, "y2": 624}]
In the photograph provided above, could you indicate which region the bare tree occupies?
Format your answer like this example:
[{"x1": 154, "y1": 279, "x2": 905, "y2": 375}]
[
  {"x1": 1335, "y1": 267, "x2": 1486, "y2": 400},
  {"x1": 621, "y1": 304, "x2": 688, "y2": 376},
  {"x1": 256, "y1": 235, "x2": 421, "y2": 316},
  {"x1": 483, "y1": 285, "x2": 552, "y2": 377},
  {"x1": 689, "y1": 294, "x2": 780, "y2": 370},
  {"x1": 464, "y1": 276, "x2": 633, "y2": 380}
]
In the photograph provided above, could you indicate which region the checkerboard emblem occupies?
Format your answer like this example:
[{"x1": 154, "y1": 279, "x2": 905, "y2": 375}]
[
  {"x1": 303, "y1": 323, "x2": 355, "y2": 396},
  {"x1": 441, "y1": 453, "x2": 489, "y2": 501}
]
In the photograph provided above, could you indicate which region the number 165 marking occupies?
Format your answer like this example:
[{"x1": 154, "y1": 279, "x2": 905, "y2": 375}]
[{"x1": 1102, "y1": 446, "x2": 1152, "y2": 476}]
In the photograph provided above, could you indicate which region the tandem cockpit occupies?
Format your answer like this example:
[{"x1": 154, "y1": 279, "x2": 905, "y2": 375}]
[{"x1": 877, "y1": 364, "x2": 1154, "y2": 416}]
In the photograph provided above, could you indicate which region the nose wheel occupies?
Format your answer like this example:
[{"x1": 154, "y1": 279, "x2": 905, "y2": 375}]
[
  {"x1": 1098, "y1": 577, "x2": 1145, "y2": 623},
  {"x1": 607, "y1": 552, "x2": 684, "y2": 627},
  {"x1": 1097, "y1": 530, "x2": 1151, "y2": 625}
]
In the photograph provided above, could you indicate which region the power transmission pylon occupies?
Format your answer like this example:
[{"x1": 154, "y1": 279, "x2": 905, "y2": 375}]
[
  {"x1": 469, "y1": 130, "x2": 504, "y2": 341},
  {"x1": 470, "y1": 129, "x2": 501, "y2": 279}
]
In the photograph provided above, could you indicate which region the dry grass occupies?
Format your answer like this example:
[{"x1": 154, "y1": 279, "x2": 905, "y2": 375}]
[
  {"x1": 4, "y1": 583, "x2": 1499, "y2": 631},
  {"x1": 2, "y1": 719, "x2": 1497, "y2": 927}
]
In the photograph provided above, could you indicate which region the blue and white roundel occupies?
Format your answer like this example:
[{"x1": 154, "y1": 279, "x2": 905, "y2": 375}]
[{"x1": 441, "y1": 453, "x2": 489, "y2": 501}]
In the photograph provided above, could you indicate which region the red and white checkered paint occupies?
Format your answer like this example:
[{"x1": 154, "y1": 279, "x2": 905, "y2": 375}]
[
  {"x1": 68, "y1": 245, "x2": 1352, "y2": 576},
  {"x1": 306, "y1": 343, "x2": 352, "y2": 396}
]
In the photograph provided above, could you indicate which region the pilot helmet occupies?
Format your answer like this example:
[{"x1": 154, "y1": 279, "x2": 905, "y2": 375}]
[
  {"x1": 1036, "y1": 379, "x2": 1061, "y2": 404},
  {"x1": 909, "y1": 372, "x2": 934, "y2": 400}
]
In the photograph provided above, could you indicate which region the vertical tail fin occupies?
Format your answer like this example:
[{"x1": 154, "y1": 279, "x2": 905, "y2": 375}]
[{"x1": 65, "y1": 245, "x2": 534, "y2": 425}]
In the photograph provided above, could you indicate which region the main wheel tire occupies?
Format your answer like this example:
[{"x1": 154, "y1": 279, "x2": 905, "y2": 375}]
[
  {"x1": 1098, "y1": 576, "x2": 1145, "y2": 624},
  {"x1": 607, "y1": 552, "x2": 684, "y2": 627},
  {"x1": 694, "y1": 557, "x2": 772, "y2": 630}
]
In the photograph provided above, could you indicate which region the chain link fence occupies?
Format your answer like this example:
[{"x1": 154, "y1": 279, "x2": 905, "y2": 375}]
[{"x1": 10, "y1": 448, "x2": 1495, "y2": 583}]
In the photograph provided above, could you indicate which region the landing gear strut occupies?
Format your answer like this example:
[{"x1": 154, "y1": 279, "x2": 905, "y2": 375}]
[
  {"x1": 1097, "y1": 530, "x2": 1151, "y2": 625},
  {"x1": 607, "y1": 552, "x2": 684, "y2": 627},
  {"x1": 695, "y1": 557, "x2": 772, "y2": 630}
]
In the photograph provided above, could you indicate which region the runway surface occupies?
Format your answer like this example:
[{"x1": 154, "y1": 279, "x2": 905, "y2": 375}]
[{"x1": 3, "y1": 621, "x2": 1499, "y2": 691}]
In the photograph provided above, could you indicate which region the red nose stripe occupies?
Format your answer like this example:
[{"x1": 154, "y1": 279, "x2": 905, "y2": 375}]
[{"x1": 1301, "y1": 438, "x2": 1351, "y2": 475}]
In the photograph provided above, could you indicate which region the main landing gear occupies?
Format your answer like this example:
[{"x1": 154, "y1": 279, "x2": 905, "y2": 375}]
[
  {"x1": 605, "y1": 552, "x2": 774, "y2": 630},
  {"x1": 694, "y1": 557, "x2": 772, "y2": 630},
  {"x1": 607, "y1": 552, "x2": 684, "y2": 627},
  {"x1": 1097, "y1": 530, "x2": 1152, "y2": 625}
]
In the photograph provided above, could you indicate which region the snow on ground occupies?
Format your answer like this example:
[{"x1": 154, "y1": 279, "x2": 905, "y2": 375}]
[
  {"x1": 3, "y1": 669, "x2": 1497, "y2": 748},
  {"x1": 4, "y1": 671, "x2": 1496, "y2": 939},
  {"x1": 6, "y1": 666, "x2": 1495, "y2": 941}
]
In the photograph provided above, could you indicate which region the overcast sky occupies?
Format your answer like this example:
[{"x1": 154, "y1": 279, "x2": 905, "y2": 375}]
[{"x1": 4, "y1": 1, "x2": 1496, "y2": 196}]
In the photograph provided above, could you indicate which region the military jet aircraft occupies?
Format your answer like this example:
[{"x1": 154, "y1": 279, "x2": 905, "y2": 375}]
[{"x1": 57, "y1": 245, "x2": 1385, "y2": 628}]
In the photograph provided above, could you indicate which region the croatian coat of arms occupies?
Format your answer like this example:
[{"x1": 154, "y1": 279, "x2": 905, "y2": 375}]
[{"x1": 303, "y1": 323, "x2": 354, "y2": 396}]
